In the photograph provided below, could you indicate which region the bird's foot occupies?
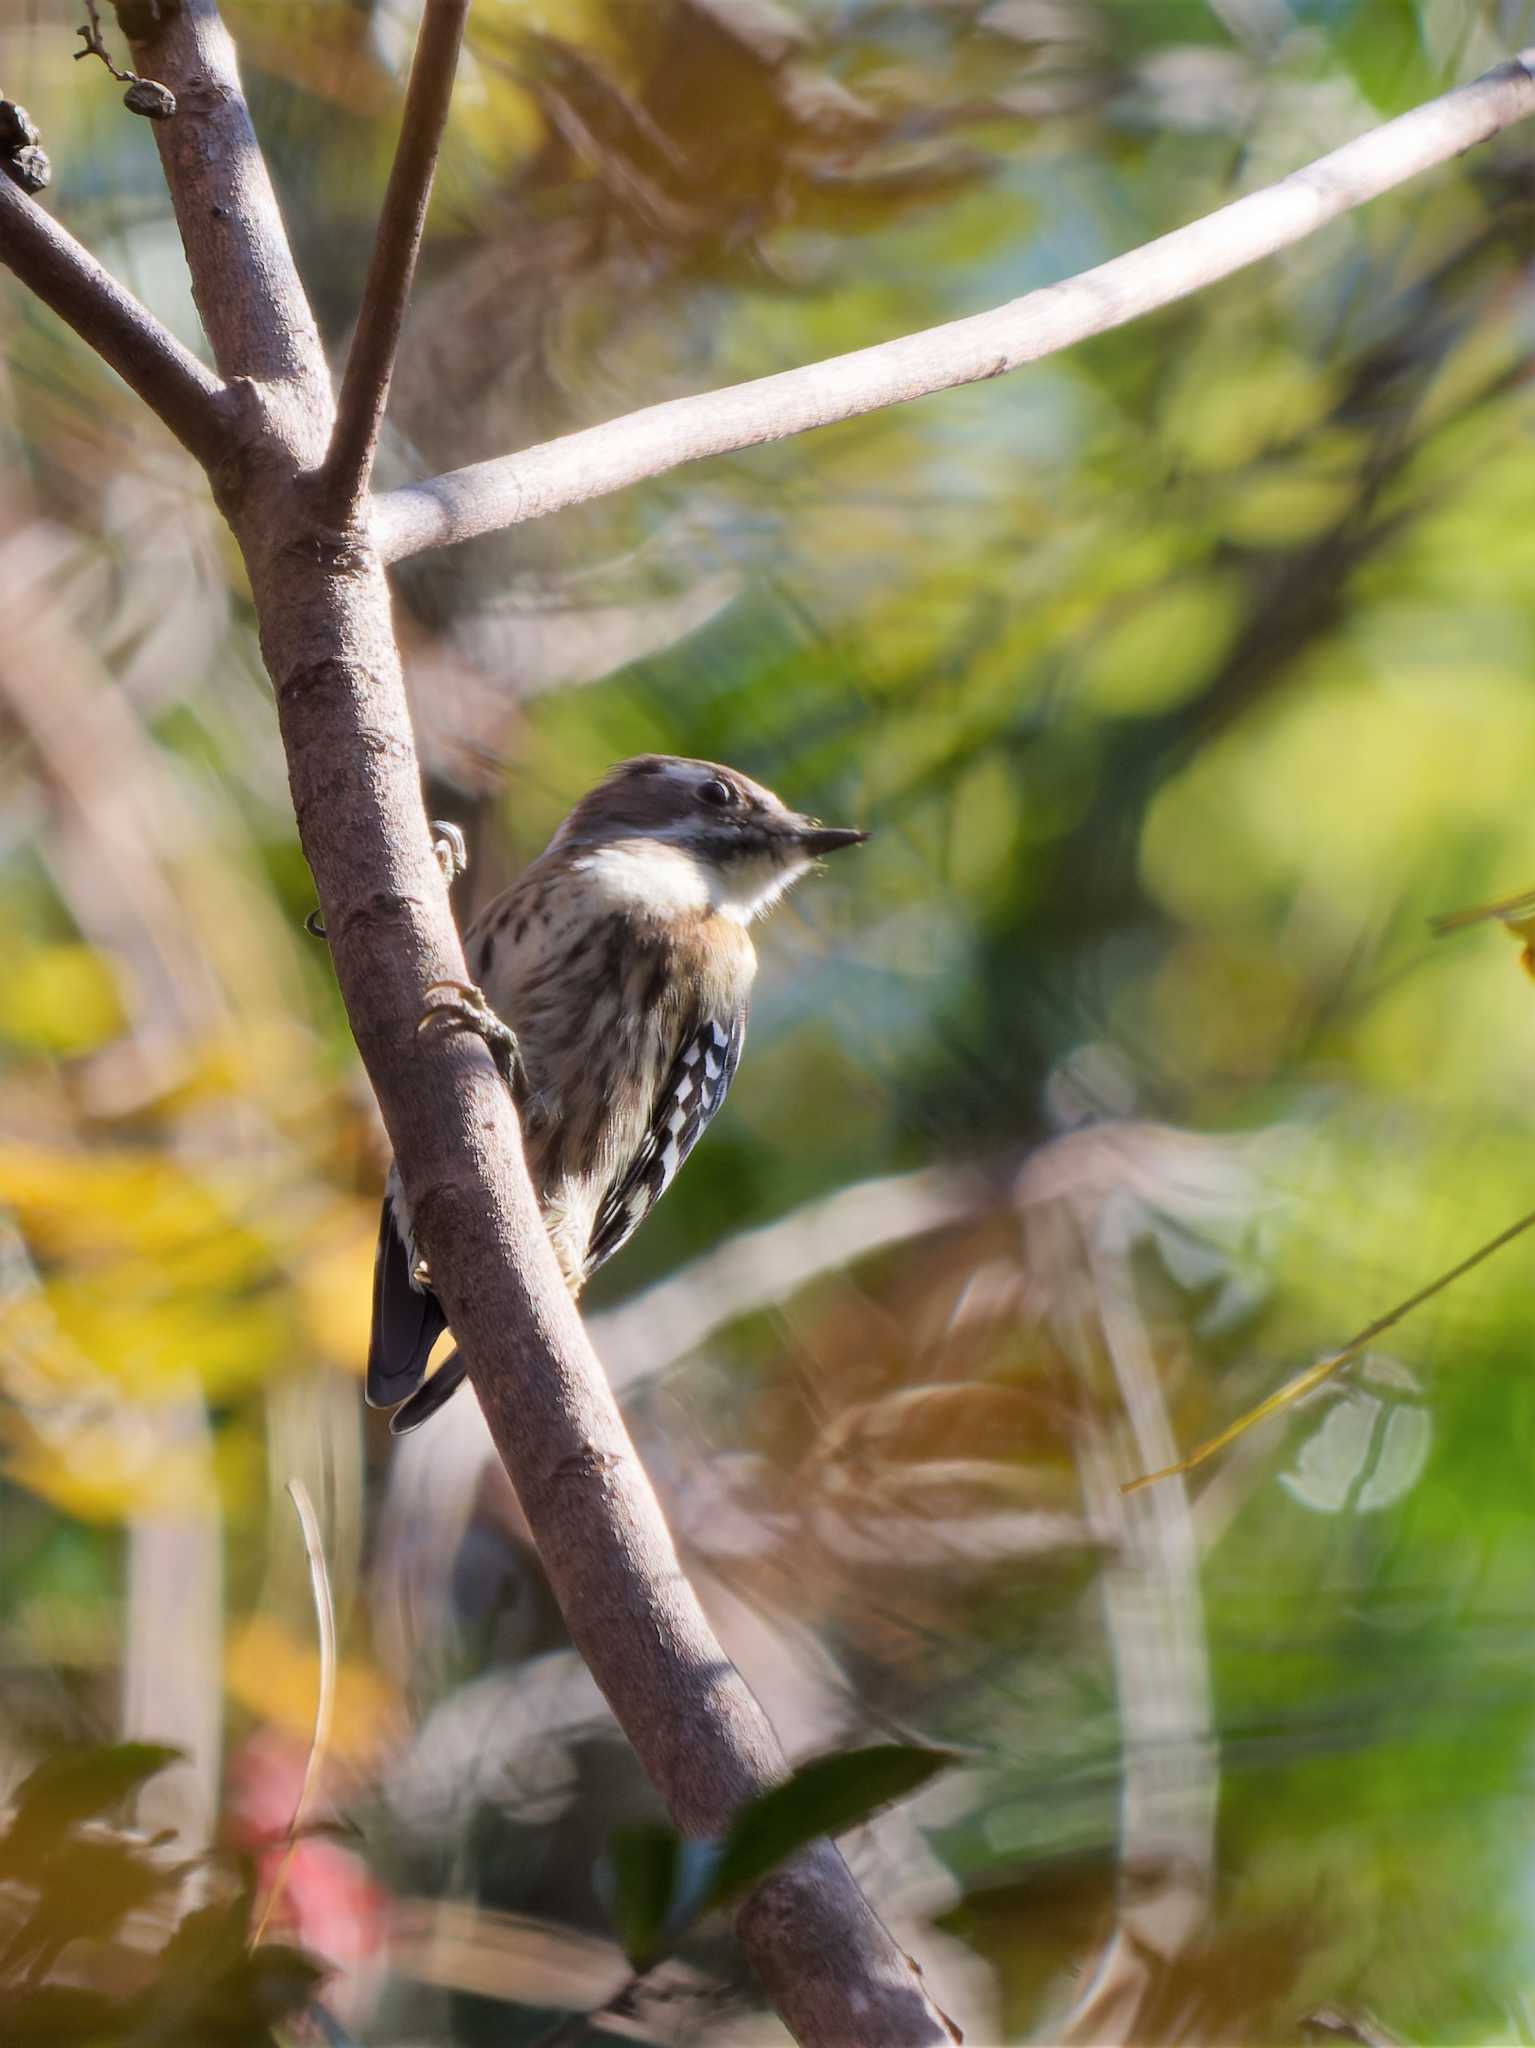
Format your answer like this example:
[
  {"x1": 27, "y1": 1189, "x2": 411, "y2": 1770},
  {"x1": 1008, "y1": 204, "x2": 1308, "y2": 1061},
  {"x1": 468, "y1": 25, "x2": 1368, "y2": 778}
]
[
  {"x1": 418, "y1": 978, "x2": 524, "y2": 1092},
  {"x1": 430, "y1": 819, "x2": 468, "y2": 886}
]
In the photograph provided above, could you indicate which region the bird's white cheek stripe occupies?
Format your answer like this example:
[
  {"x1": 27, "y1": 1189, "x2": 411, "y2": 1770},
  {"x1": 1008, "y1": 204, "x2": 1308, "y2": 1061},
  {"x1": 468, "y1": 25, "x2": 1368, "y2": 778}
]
[{"x1": 575, "y1": 843, "x2": 712, "y2": 915}]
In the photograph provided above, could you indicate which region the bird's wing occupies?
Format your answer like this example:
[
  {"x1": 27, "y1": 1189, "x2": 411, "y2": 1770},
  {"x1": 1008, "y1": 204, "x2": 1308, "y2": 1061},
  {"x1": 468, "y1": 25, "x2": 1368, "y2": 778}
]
[
  {"x1": 366, "y1": 1188, "x2": 448, "y2": 1408},
  {"x1": 585, "y1": 1010, "x2": 746, "y2": 1277}
]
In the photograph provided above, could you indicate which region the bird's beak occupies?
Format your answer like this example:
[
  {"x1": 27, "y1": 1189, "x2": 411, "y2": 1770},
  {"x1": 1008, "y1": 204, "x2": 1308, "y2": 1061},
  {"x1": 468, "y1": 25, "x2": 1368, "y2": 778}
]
[{"x1": 795, "y1": 823, "x2": 868, "y2": 857}]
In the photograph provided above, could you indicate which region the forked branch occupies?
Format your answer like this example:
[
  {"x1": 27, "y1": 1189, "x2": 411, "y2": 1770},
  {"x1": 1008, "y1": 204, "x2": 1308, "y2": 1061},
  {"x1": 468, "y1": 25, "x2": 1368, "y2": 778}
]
[{"x1": 7, "y1": 12, "x2": 1535, "y2": 2043}]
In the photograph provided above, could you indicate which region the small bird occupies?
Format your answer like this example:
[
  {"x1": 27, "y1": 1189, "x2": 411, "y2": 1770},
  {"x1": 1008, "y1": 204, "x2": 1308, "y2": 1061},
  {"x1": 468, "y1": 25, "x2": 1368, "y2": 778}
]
[{"x1": 367, "y1": 754, "x2": 866, "y2": 1432}]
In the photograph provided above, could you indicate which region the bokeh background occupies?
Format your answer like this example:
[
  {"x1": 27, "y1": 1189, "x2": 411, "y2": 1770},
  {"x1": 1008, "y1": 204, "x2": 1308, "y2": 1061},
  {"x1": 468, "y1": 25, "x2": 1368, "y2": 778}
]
[{"x1": 6, "y1": 0, "x2": 1535, "y2": 2040}]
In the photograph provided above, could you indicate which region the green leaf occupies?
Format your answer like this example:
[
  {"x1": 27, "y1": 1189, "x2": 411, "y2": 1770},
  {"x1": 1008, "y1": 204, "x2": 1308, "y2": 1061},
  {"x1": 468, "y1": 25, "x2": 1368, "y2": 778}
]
[
  {"x1": 704, "y1": 1744, "x2": 957, "y2": 1910},
  {"x1": 602, "y1": 1745, "x2": 958, "y2": 1966},
  {"x1": 603, "y1": 1821, "x2": 729, "y2": 1968},
  {"x1": 219, "y1": 1942, "x2": 330, "y2": 2027},
  {"x1": 151, "y1": 1888, "x2": 254, "y2": 1986},
  {"x1": 603, "y1": 1821, "x2": 685, "y2": 1970},
  {"x1": 133, "y1": 1898, "x2": 327, "y2": 2043},
  {"x1": 0, "y1": 1982, "x2": 123, "y2": 2041},
  {"x1": 1325, "y1": 0, "x2": 1437, "y2": 112},
  {"x1": 8, "y1": 1833, "x2": 182, "y2": 1961},
  {"x1": 1, "y1": 1743, "x2": 184, "y2": 1873}
]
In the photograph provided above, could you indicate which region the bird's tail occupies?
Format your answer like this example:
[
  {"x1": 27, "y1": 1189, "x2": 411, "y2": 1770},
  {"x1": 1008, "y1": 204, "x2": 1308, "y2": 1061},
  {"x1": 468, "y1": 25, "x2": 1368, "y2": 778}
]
[{"x1": 366, "y1": 1189, "x2": 448, "y2": 1410}]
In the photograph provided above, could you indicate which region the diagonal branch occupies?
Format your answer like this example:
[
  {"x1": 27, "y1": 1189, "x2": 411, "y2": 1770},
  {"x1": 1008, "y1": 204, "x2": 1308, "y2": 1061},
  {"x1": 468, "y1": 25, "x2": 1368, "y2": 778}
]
[
  {"x1": 0, "y1": 173, "x2": 229, "y2": 465},
  {"x1": 32, "y1": 5, "x2": 951, "y2": 2037},
  {"x1": 314, "y1": 0, "x2": 470, "y2": 529},
  {"x1": 372, "y1": 44, "x2": 1535, "y2": 564}
]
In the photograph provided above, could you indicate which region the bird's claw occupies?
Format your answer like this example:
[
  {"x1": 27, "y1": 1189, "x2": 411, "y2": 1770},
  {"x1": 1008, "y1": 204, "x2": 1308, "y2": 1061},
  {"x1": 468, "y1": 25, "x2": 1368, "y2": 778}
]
[
  {"x1": 418, "y1": 978, "x2": 495, "y2": 1033},
  {"x1": 418, "y1": 978, "x2": 523, "y2": 1092},
  {"x1": 430, "y1": 820, "x2": 468, "y2": 886},
  {"x1": 309, "y1": 821, "x2": 461, "y2": 940}
]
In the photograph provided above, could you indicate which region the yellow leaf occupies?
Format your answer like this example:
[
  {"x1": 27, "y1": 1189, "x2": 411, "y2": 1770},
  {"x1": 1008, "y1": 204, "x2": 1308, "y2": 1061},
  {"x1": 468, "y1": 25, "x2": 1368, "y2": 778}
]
[
  {"x1": 1078, "y1": 576, "x2": 1242, "y2": 717},
  {"x1": 0, "y1": 1146, "x2": 286, "y2": 1315},
  {"x1": 5, "y1": 1412, "x2": 220, "y2": 1523},
  {"x1": 46, "y1": 1281, "x2": 294, "y2": 1400},
  {"x1": 294, "y1": 1203, "x2": 378, "y2": 1374},
  {"x1": 0, "y1": 944, "x2": 123, "y2": 1055}
]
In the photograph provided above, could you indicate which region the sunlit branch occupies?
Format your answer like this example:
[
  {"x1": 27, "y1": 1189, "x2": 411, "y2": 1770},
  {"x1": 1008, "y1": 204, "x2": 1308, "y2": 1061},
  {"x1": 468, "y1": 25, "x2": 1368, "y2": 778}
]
[
  {"x1": 120, "y1": 0, "x2": 327, "y2": 403},
  {"x1": 373, "y1": 46, "x2": 1535, "y2": 564},
  {"x1": 316, "y1": 0, "x2": 470, "y2": 528},
  {"x1": 0, "y1": 173, "x2": 228, "y2": 463}
]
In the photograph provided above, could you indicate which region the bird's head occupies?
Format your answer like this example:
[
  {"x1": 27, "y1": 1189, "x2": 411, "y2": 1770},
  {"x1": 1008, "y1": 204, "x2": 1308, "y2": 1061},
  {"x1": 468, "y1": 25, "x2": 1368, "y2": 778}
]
[{"x1": 552, "y1": 754, "x2": 866, "y2": 923}]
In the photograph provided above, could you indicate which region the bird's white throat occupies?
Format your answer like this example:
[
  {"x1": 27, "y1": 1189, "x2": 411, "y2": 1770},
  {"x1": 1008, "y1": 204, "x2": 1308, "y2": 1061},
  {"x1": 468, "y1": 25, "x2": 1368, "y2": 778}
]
[{"x1": 575, "y1": 839, "x2": 807, "y2": 924}]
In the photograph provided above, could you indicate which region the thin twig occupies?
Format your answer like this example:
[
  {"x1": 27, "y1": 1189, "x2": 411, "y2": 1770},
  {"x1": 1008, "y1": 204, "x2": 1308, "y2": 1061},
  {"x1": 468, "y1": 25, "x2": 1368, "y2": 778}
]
[
  {"x1": 315, "y1": 0, "x2": 469, "y2": 529},
  {"x1": 372, "y1": 45, "x2": 1535, "y2": 563},
  {"x1": 75, "y1": 0, "x2": 136, "y2": 85},
  {"x1": 1429, "y1": 882, "x2": 1535, "y2": 933},
  {"x1": 251, "y1": 1478, "x2": 337, "y2": 1946},
  {"x1": 0, "y1": 171, "x2": 229, "y2": 462},
  {"x1": 1123, "y1": 1205, "x2": 1535, "y2": 1494},
  {"x1": 75, "y1": 0, "x2": 177, "y2": 118}
]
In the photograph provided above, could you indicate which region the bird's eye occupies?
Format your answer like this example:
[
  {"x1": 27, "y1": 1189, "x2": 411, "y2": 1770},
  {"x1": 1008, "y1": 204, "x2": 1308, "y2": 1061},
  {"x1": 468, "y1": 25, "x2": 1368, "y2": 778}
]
[{"x1": 698, "y1": 778, "x2": 737, "y2": 808}]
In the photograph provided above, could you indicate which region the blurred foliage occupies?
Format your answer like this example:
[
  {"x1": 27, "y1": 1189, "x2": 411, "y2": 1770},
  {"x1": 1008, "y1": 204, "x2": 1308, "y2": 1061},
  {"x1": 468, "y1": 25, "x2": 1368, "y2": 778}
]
[
  {"x1": 0, "y1": 1740, "x2": 325, "y2": 2043},
  {"x1": 604, "y1": 1740, "x2": 956, "y2": 1969},
  {"x1": 6, "y1": 0, "x2": 1535, "y2": 2040}
]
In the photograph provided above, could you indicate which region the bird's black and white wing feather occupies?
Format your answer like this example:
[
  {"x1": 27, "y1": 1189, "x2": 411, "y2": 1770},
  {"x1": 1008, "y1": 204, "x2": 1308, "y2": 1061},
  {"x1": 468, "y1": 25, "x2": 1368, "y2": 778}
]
[{"x1": 585, "y1": 1012, "x2": 745, "y2": 1278}]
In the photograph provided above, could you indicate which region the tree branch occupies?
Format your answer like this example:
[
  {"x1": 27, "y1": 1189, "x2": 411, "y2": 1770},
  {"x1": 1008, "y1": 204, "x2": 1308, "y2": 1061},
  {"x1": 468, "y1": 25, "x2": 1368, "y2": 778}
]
[
  {"x1": 314, "y1": 0, "x2": 469, "y2": 530},
  {"x1": 0, "y1": 173, "x2": 229, "y2": 465},
  {"x1": 51, "y1": 5, "x2": 951, "y2": 2039},
  {"x1": 372, "y1": 45, "x2": 1535, "y2": 564},
  {"x1": 121, "y1": 0, "x2": 329, "y2": 417}
]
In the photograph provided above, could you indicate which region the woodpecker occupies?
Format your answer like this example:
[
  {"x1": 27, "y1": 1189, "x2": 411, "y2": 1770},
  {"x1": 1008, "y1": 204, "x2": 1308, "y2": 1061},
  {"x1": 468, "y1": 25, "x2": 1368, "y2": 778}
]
[{"x1": 367, "y1": 754, "x2": 866, "y2": 1432}]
